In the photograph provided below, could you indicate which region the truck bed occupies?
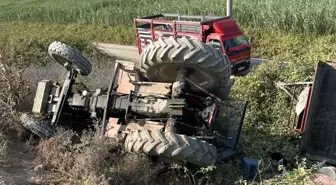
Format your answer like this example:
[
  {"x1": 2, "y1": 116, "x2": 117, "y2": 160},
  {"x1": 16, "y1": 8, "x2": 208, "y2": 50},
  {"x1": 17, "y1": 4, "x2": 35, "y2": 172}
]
[{"x1": 134, "y1": 13, "x2": 231, "y2": 53}]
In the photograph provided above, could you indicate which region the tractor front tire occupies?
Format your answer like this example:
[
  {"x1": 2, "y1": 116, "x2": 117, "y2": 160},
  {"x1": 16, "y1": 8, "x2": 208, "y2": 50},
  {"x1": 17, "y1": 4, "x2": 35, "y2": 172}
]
[
  {"x1": 48, "y1": 41, "x2": 92, "y2": 76},
  {"x1": 124, "y1": 130, "x2": 217, "y2": 167},
  {"x1": 139, "y1": 36, "x2": 231, "y2": 98}
]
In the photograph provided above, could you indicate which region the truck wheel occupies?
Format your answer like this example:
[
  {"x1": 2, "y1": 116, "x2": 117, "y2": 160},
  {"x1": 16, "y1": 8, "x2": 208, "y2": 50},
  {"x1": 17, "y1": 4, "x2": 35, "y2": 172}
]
[
  {"x1": 124, "y1": 130, "x2": 217, "y2": 167},
  {"x1": 48, "y1": 41, "x2": 92, "y2": 76},
  {"x1": 139, "y1": 36, "x2": 231, "y2": 98}
]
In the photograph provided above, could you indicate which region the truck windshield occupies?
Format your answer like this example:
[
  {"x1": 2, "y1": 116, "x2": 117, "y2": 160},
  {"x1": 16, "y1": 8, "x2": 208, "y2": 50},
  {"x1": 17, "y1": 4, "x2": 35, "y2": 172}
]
[{"x1": 223, "y1": 35, "x2": 249, "y2": 52}]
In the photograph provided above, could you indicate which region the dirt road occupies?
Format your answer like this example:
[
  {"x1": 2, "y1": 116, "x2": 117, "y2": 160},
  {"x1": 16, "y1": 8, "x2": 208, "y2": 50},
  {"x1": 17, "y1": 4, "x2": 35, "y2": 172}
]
[
  {"x1": 94, "y1": 43, "x2": 269, "y2": 67},
  {"x1": 0, "y1": 136, "x2": 35, "y2": 185}
]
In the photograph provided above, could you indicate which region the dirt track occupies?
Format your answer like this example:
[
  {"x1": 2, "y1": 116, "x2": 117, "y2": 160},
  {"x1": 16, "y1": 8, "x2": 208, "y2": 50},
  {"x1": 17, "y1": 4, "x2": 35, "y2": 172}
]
[
  {"x1": 94, "y1": 43, "x2": 269, "y2": 67},
  {"x1": 21, "y1": 42, "x2": 268, "y2": 93},
  {"x1": 0, "y1": 136, "x2": 35, "y2": 185}
]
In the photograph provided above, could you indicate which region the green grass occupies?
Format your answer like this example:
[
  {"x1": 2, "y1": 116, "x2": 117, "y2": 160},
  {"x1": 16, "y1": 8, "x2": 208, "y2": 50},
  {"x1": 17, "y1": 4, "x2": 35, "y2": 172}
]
[
  {"x1": 1, "y1": 21, "x2": 336, "y2": 67},
  {"x1": 0, "y1": 0, "x2": 335, "y2": 35},
  {"x1": 0, "y1": 21, "x2": 134, "y2": 66}
]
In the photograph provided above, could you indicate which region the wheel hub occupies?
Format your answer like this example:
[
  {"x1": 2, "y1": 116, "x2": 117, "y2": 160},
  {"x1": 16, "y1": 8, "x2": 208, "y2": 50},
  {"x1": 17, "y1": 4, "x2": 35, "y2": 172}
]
[{"x1": 150, "y1": 63, "x2": 216, "y2": 91}]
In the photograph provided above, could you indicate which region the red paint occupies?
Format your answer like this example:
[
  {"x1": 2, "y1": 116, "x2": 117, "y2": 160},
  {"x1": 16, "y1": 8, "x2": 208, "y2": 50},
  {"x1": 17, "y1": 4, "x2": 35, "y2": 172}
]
[
  {"x1": 296, "y1": 86, "x2": 312, "y2": 133},
  {"x1": 212, "y1": 19, "x2": 241, "y2": 36},
  {"x1": 230, "y1": 50, "x2": 252, "y2": 63},
  {"x1": 229, "y1": 44, "x2": 250, "y2": 52},
  {"x1": 209, "y1": 104, "x2": 218, "y2": 128}
]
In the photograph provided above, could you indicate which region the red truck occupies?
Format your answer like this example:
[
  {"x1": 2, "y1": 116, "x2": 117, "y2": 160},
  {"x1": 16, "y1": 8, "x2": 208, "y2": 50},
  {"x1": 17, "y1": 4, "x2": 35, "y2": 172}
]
[{"x1": 134, "y1": 13, "x2": 252, "y2": 75}]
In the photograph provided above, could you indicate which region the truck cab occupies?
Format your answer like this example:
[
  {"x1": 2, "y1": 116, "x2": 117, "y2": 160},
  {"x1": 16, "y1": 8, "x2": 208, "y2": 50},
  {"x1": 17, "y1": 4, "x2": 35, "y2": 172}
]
[{"x1": 206, "y1": 19, "x2": 251, "y2": 75}]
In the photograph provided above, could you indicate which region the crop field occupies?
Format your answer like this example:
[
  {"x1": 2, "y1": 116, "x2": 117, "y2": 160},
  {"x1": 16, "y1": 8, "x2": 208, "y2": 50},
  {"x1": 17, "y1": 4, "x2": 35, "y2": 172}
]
[
  {"x1": 0, "y1": 0, "x2": 335, "y2": 35},
  {"x1": 0, "y1": 0, "x2": 335, "y2": 184}
]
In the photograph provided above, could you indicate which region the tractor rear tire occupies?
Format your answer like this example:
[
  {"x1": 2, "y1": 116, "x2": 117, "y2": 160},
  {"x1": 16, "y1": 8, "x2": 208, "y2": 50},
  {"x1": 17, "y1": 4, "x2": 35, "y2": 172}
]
[
  {"x1": 48, "y1": 41, "x2": 92, "y2": 76},
  {"x1": 124, "y1": 130, "x2": 217, "y2": 167},
  {"x1": 139, "y1": 36, "x2": 231, "y2": 98}
]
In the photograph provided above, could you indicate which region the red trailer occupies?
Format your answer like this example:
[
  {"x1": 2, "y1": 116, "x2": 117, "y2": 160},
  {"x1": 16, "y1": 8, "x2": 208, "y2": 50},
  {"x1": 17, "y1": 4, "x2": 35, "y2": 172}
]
[{"x1": 134, "y1": 13, "x2": 252, "y2": 75}]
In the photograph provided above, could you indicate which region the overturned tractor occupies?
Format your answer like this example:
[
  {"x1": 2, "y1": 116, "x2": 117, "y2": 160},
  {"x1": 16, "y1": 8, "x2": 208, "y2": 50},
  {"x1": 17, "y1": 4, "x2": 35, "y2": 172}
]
[{"x1": 20, "y1": 36, "x2": 247, "y2": 167}]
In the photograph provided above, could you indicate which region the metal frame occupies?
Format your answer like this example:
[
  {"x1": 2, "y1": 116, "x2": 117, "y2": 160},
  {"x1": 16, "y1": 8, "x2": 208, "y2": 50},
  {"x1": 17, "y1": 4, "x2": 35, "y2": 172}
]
[
  {"x1": 133, "y1": 10, "x2": 252, "y2": 76},
  {"x1": 300, "y1": 61, "x2": 336, "y2": 164},
  {"x1": 135, "y1": 18, "x2": 204, "y2": 54},
  {"x1": 216, "y1": 99, "x2": 248, "y2": 162},
  {"x1": 276, "y1": 81, "x2": 313, "y2": 103},
  {"x1": 51, "y1": 70, "x2": 77, "y2": 126},
  {"x1": 233, "y1": 100, "x2": 248, "y2": 149},
  {"x1": 101, "y1": 62, "x2": 121, "y2": 137},
  {"x1": 134, "y1": 13, "x2": 234, "y2": 54},
  {"x1": 276, "y1": 81, "x2": 313, "y2": 131}
]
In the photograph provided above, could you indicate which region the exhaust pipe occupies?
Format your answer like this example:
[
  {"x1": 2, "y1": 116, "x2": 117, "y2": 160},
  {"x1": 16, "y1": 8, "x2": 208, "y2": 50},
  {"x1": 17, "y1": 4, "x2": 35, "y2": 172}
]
[{"x1": 227, "y1": 0, "x2": 232, "y2": 18}]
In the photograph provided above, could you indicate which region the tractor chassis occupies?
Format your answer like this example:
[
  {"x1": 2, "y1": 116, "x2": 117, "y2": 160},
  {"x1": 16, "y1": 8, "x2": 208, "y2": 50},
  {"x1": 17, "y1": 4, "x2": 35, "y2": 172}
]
[{"x1": 20, "y1": 41, "x2": 248, "y2": 167}]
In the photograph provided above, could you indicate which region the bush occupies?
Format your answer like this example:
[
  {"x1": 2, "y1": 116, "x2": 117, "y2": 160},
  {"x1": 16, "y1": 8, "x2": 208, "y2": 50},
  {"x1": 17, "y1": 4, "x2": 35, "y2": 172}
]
[
  {"x1": 0, "y1": 137, "x2": 7, "y2": 164},
  {"x1": 0, "y1": 50, "x2": 31, "y2": 138}
]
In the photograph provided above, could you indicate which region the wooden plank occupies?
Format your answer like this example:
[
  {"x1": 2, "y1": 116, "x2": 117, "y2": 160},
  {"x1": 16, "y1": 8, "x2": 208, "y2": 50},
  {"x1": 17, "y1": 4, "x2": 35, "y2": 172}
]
[
  {"x1": 105, "y1": 118, "x2": 164, "y2": 138},
  {"x1": 137, "y1": 82, "x2": 172, "y2": 97},
  {"x1": 116, "y1": 60, "x2": 135, "y2": 71},
  {"x1": 125, "y1": 121, "x2": 164, "y2": 132},
  {"x1": 116, "y1": 70, "x2": 136, "y2": 94}
]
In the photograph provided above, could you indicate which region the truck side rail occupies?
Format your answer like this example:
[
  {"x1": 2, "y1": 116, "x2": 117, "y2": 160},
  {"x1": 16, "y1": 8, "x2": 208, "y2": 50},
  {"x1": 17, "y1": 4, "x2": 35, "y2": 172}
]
[
  {"x1": 138, "y1": 14, "x2": 164, "y2": 20},
  {"x1": 163, "y1": 13, "x2": 222, "y2": 21},
  {"x1": 134, "y1": 13, "x2": 231, "y2": 53},
  {"x1": 135, "y1": 19, "x2": 206, "y2": 53},
  {"x1": 162, "y1": 13, "x2": 231, "y2": 25},
  {"x1": 138, "y1": 13, "x2": 224, "y2": 22}
]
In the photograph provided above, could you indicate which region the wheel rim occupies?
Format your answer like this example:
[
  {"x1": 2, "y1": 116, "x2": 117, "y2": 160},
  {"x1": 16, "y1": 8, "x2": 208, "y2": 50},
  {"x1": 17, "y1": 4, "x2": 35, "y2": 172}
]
[
  {"x1": 149, "y1": 63, "x2": 216, "y2": 90},
  {"x1": 51, "y1": 54, "x2": 83, "y2": 73}
]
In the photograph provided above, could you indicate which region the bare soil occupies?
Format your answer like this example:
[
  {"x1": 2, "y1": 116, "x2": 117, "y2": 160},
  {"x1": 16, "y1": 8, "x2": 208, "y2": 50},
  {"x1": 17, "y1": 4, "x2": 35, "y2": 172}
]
[
  {"x1": 94, "y1": 43, "x2": 266, "y2": 67},
  {"x1": 0, "y1": 136, "x2": 35, "y2": 185}
]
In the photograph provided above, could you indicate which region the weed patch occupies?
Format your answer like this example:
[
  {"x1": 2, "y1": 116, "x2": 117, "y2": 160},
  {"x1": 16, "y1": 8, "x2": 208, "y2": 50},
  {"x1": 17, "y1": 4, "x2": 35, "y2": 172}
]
[
  {"x1": 0, "y1": 137, "x2": 7, "y2": 164},
  {"x1": 0, "y1": 50, "x2": 30, "y2": 139},
  {"x1": 35, "y1": 125, "x2": 197, "y2": 185}
]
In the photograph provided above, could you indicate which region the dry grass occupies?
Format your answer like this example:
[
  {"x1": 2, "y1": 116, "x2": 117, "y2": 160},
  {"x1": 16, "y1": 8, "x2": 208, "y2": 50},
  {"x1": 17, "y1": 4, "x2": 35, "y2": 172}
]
[
  {"x1": 34, "y1": 125, "x2": 196, "y2": 185},
  {"x1": 0, "y1": 50, "x2": 31, "y2": 139},
  {"x1": 0, "y1": 137, "x2": 7, "y2": 164}
]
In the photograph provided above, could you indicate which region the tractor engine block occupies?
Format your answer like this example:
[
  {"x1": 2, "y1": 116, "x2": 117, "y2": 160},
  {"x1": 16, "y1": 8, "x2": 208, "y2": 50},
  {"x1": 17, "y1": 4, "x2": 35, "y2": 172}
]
[{"x1": 130, "y1": 97, "x2": 185, "y2": 117}]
